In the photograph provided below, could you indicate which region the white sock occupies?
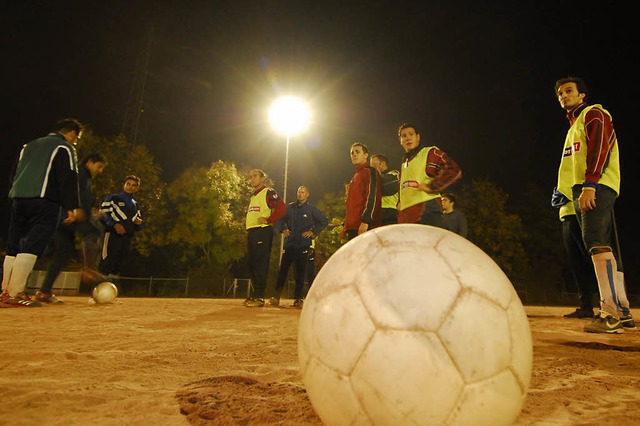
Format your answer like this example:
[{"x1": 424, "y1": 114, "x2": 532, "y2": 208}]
[
  {"x1": 2, "y1": 255, "x2": 15, "y2": 293},
  {"x1": 7, "y1": 253, "x2": 37, "y2": 297}
]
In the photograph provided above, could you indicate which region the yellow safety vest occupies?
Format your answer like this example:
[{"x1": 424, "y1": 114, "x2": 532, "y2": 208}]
[
  {"x1": 398, "y1": 147, "x2": 440, "y2": 210},
  {"x1": 246, "y1": 187, "x2": 271, "y2": 229}
]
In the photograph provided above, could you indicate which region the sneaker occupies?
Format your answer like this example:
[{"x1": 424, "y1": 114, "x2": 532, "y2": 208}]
[
  {"x1": 243, "y1": 298, "x2": 265, "y2": 308},
  {"x1": 34, "y1": 291, "x2": 64, "y2": 304},
  {"x1": 620, "y1": 314, "x2": 637, "y2": 330},
  {"x1": 563, "y1": 308, "x2": 594, "y2": 319},
  {"x1": 584, "y1": 313, "x2": 624, "y2": 334},
  {"x1": 292, "y1": 299, "x2": 304, "y2": 309},
  {"x1": 0, "y1": 292, "x2": 10, "y2": 302},
  {"x1": 4, "y1": 293, "x2": 42, "y2": 308},
  {"x1": 267, "y1": 297, "x2": 280, "y2": 307}
]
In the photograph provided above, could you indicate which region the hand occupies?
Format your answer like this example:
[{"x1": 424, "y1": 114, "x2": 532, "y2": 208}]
[
  {"x1": 283, "y1": 229, "x2": 291, "y2": 238},
  {"x1": 579, "y1": 188, "x2": 596, "y2": 212},
  {"x1": 133, "y1": 217, "x2": 143, "y2": 225},
  {"x1": 358, "y1": 222, "x2": 369, "y2": 235},
  {"x1": 257, "y1": 217, "x2": 268, "y2": 224},
  {"x1": 114, "y1": 223, "x2": 126, "y2": 235},
  {"x1": 338, "y1": 228, "x2": 346, "y2": 241},
  {"x1": 418, "y1": 183, "x2": 434, "y2": 193},
  {"x1": 301, "y1": 230, "x2": 314, "y2": 238},
  {"x1": 62, "y1": 210, "x2": 76, "y2": 225}
]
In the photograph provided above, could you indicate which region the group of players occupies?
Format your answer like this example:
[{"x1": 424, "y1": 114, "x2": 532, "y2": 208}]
[
  {"x1": 3, "y1": 76, "x2": 634, "y2": 334},
  {"x1": 242, "y1": 76, "x2": 635, "y2": 335},
  {"x1": 1, "y1": 118, "x2": 143, "y2": 307}
]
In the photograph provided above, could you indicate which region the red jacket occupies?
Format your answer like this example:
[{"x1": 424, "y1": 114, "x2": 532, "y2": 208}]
[{"x1": 344, "y1": 162, "x2": 382, "y2": 231}]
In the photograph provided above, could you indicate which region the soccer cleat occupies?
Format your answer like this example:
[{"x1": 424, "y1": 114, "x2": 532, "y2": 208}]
[
  {"x1": 563, "y1": 308, "x2": 594, "y2": 319},
  {"x1": 267, "y1": 297, "x2": 280, "y2": 307},
  {"x1": 4, "y1": 292, "x2": 42, "y2": 308},
  {"x1": 584, "y1": 312, "x2": 624, "y2": 334},
  {"x1": 620, "y1": 314, "x2": 637, "y2": 330},
  {"x1": 292, "y1": 299, "x2": 304, "y2": 309},
  {"x1": 34, "y1": 291, "x2": 64, "y2": 304},
  {"x1": 243, "y1": 298, "x2": 265, "y2": 308}
]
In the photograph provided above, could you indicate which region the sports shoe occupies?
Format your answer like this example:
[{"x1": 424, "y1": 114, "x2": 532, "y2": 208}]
[
  {"x1": 243, "y1": 298, "x2": 265, "y2": 307},
  {"x1": 584, "y1": 312, "x2": 624, "y2": 334},
  {"x1": 563, "y1": 308, "x2": 594, "y2": 319},
  {"x1": 0, "y1": 292, "x2": 10, "y2": 302},
  {"x1": 292, "y1": 299, "x2": 304, "y2": 309},
  {"x1": 267, "y1": 297, "x2": 280, "y2": 307},
  {"x1": 4, "y1": 292, "x2": 42, "y2": 308},
  {"x1": 620, "y1": 314, "x2": 637, "y2": 330},
  {"x1": 34, "y1": 291, "x2": 64, "y2": 304}
]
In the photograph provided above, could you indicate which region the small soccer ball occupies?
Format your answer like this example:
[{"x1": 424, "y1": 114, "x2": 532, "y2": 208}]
[
  {"x1": 92, "y1": 282, "x2": 118, "y2": 304},
  {"x1": 298, "y1": 224, "x2": 532, "y2": 426}
]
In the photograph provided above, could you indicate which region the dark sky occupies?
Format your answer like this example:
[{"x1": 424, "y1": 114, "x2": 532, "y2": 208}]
[{"x1": 3, "y1": 1, "x2": 638, "y2": 245}]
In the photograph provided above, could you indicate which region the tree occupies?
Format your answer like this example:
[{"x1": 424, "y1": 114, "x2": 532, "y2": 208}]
[
  {"x1": 165, "y1": 161, "x2": 246, "y2": 275},
  {"x1": 460, "y1": 179, "x2": 529, "y2": 281},
  {"x1": 313, "y1": 187, "x2": 347, "y2": 267}
]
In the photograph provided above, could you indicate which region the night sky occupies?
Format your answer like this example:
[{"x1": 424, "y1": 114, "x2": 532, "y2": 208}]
[{"x1": 3, "y1": 1, "x2": 638, "y2": 248}]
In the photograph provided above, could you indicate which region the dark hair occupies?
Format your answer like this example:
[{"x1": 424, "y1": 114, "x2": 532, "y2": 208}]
[
  {"x1": 53, "y1": 118, "x2": 83, "y2": 134},
  {"x1": 350, "y1": 142, "x2": 369, "y2": 154},
  {"x1": 124, "y1": 175, "x2": 141, "y2": 185},
  {"x1": 370, "y1": 154, "x2": 389, "y2": 164},
  {"x1": 250, "y1": 169, "x2": 266, "y2": 178},
  {"x1": 441, "y1": 192, "x2": 456, "y2": 203},
  {"x1": 554, "y1": 76, "x2": 589, "y2": 100},
  {"x1": 81, "y1": 152, "x2": 107, "y2": 164},
  {"x1": 398, "y1": 123, "x2": 419, "y2": 137}
]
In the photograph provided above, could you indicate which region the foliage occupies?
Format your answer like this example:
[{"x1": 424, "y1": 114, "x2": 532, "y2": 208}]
[
  {"x1": 459, "y1": 179, "x2": 529, "y2": 279},
  {"x1": 165, "y1": 161, "x2": 247, "y2": 275},
  {"x1": 313, "y1": 189, "x2": 347, "y2": 266}
]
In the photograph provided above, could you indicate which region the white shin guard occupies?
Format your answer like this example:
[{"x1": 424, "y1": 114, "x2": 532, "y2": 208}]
[{"x1": 591, "y1": 252, "x2": 624, "y2": 317}]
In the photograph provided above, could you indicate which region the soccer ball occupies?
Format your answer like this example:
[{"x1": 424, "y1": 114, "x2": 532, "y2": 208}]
[
  {"x1": 92, "y1": 282, "x2": 118, "y2": 304},
  {"x1": 298, "y1": 224, "x2": 532, "y2": 426}
]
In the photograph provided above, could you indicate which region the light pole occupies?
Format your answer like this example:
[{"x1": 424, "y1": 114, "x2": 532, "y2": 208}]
[{"x1": 268, "y1": 96, "x2": 311, "y2": 263}]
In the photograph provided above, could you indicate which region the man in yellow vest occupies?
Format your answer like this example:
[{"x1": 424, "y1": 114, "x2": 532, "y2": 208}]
[
  {"x1": 244, "y1": 169, "x2": 286, "y2": 307},
  {"x1": 555, "y1": 76, "x2": 634, "y2": 333},
  {"x1": 396, "y1": 123, "x2": 461, "y2": 227}
]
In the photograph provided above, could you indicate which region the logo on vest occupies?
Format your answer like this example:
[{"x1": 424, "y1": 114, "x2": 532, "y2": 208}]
[
  {"x1": 401, "y1": 180, "x2": 419, "y2": 189},
  {"x1": 248, "y1": 206, "x2": 261, "y2": 213}
]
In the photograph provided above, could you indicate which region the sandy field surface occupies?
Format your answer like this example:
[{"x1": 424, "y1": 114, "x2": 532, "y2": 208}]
[{"x1": 1, "y1": 297, "x2": 639, "y2": 426}]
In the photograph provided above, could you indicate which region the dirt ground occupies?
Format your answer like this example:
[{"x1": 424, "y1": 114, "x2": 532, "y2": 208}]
[{"x1": 1, "y1": 298, "x2": 639, "y2": 426}]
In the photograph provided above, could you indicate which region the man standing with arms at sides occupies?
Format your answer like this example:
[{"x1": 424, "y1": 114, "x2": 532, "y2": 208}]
[
  {"x1": 244, "y1": 169, "x2": 287, "y2": 307},
  {"x1": 339, "y1": 142, "x2": 382, "y2": 241},
  {"x1": 98, "y1": 175, "x2": 143, "y2": 287},
  {"x1": 268, "y1": 185, "x2": 327, "y2": 309},
  {"x1": 396, "y1": 123, "x2": 461, "y2": 227},
  {"x1": 370, "y1": 154, "x2": 399, "y2": 225},
  {"x1": 1, "y1": 118, "x2": 82, "y2": 307},
  {"x1": 555, "y1": 76, "x2": 634, "y2": 333},
  {"x1": 440, "y1": 192, "x2": 468, "y2": 238},
  {"x1": 35, "y1": 153, "x2": 108, "y2": 304}
]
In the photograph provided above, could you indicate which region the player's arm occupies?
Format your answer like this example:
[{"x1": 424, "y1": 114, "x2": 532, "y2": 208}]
[{"x1": 425, "y1": 148, "x2": 462, "y2": 192}]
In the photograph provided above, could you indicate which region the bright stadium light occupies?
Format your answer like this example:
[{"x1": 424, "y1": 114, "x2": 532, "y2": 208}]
[
  {"x1": 269, "y1": 96, "x2": 311, "y2": 140},
  {"x1": 269, "y1": 96, "x2": 311, "y2": 264}
]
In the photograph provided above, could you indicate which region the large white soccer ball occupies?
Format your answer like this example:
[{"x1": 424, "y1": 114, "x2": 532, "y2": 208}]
[
  {"x1": 92, "y1": 282, "x2": 118, "y2": 304},
  {"x1": 298, "y1": 224, "x2": 532, "y2": 426}
]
